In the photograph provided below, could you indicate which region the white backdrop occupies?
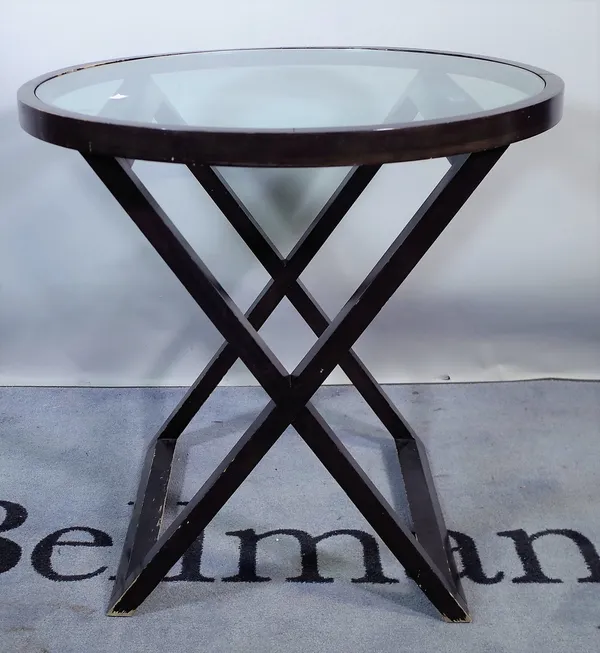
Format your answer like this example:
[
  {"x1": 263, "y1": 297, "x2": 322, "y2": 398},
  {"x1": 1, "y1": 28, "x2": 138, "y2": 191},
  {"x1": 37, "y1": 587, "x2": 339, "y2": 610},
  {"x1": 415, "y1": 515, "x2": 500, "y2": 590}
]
[{"x1": 1, "y1": 0, "x2": 598, "y2": 386}]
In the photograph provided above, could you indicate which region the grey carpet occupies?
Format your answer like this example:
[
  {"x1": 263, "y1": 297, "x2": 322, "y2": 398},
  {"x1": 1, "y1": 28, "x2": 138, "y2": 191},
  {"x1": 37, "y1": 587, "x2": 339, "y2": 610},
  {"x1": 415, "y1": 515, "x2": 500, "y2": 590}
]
[{"x1": 1, "y1": 381, "x2": 599, "y2": 653}]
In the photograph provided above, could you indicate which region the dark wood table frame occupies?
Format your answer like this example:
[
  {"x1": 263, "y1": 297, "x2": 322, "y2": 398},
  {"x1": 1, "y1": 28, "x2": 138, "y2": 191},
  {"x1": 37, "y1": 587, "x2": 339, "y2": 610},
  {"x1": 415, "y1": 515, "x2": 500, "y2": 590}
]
[{"x1": 17, "y1": 47, "x2": 564, "y2": 622}]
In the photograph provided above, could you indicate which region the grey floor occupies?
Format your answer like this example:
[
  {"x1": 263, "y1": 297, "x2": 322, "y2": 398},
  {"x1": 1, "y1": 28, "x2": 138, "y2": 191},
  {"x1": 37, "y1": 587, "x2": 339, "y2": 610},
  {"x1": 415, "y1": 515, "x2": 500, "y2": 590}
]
[{"x1": 0, "y1": 381, "x2": 599, "y2": 653}]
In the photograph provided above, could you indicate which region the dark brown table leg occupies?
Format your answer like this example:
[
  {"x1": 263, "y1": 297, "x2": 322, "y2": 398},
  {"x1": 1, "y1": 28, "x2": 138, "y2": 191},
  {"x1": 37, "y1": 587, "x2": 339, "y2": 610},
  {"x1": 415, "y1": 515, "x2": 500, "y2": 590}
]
[{"x1": 83, "y1": 146, "x2": 506, "y2": 621}]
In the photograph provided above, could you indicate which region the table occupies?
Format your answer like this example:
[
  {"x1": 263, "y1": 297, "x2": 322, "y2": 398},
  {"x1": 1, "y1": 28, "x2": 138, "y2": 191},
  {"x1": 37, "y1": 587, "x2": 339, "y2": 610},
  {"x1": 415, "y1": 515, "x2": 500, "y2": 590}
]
[{"x1": 17, "y1": 47, "x2": 564, "y2": 621}]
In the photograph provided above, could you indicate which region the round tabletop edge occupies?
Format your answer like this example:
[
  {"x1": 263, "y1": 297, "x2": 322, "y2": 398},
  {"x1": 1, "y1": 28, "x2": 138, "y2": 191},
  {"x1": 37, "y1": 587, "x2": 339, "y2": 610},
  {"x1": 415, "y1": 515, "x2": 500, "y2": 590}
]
[{"x1": 16, "y1": 47, "x2": 565, "y2": 167}]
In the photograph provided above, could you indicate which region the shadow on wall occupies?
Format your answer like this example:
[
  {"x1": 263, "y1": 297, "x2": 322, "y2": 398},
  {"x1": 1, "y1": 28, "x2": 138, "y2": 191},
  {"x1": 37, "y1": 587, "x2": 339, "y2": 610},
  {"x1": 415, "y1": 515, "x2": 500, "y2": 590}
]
[
  {"x1": 0, "y1": 107, "x2": 347, "y2": 386},
  {"x1": 0, "y1": 101, "x2": 598, "y2": 386},
  {"x1": 359, "y1": 293, "x2": 600, "y2": 383}
]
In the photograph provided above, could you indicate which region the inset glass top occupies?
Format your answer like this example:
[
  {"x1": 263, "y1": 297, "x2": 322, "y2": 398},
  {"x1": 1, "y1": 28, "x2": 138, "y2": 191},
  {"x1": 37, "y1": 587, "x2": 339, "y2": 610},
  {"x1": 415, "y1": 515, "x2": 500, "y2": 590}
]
[{"x1": 35, "y1": 48, "x2": 547, "y2": 131}]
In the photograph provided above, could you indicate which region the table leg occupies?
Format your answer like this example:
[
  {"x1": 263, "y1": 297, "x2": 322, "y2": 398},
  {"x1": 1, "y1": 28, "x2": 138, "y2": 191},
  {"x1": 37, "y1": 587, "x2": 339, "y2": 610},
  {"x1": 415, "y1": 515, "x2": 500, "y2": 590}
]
[{"x1": 83, "y1": 147, "x2": 506, "y2": 621}]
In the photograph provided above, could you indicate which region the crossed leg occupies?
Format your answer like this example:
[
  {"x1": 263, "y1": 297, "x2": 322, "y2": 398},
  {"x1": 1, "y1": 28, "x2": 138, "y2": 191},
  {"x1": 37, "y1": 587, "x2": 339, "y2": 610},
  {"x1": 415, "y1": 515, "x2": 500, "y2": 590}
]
[{"x1": 84, "y1": 145, "x2": 506, "y2": 621}]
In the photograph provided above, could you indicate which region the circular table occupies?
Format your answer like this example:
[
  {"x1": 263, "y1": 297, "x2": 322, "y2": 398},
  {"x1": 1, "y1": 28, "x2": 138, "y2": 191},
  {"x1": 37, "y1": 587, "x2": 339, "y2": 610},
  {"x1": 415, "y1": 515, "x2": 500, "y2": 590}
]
[{"x1": 17, "y1": 47, "x2": 564, "y2": 622}]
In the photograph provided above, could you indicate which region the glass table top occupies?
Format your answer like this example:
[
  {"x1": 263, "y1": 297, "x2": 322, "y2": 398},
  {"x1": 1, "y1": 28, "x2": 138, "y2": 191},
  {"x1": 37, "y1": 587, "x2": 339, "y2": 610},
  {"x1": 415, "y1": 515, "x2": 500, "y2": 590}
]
[{"x1": 35, "y1": 48, "x2": 547, "y2": 131}]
